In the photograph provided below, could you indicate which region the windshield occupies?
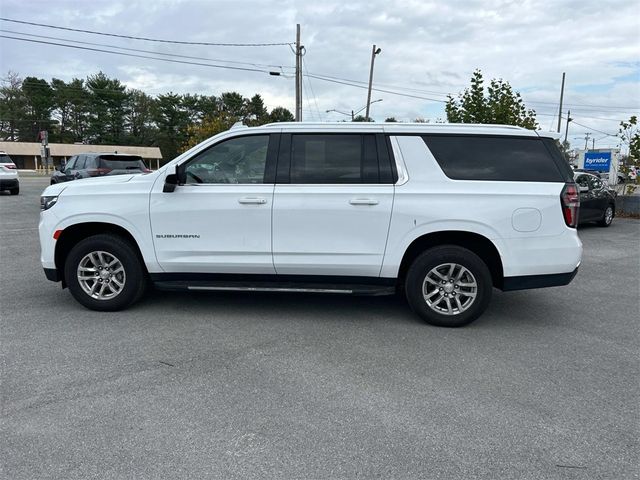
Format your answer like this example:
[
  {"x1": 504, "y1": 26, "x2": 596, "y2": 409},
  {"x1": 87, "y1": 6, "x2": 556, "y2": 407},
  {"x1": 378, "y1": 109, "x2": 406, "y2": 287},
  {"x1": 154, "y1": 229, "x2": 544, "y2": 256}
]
[{"x1": 98, "y1": 155, "x2": 147, "y2": 172}]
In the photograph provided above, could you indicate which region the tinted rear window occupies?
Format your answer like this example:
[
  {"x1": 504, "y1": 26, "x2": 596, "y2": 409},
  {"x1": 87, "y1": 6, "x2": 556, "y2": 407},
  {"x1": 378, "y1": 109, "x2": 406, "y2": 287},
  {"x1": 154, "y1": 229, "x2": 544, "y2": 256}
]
[
  {"x1": 290, "y1": 134, "x2": 378, "y2": 183},
  {"x1": 98, "y1": 155, "x2": 147, "y2": 171},
  {"x1": 421, "y1": 135, "x2": 565, "y2": 182},
  {"x1": 0, "y1": 153, "x2": 13, "y2": 163}
]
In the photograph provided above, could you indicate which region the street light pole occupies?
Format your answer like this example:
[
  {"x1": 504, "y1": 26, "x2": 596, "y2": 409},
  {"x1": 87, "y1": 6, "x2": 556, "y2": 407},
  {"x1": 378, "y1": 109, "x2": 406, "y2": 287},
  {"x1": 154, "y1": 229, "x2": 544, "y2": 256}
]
[
  {"x1": 295, "y1": 24, "x2": 302, "y2": 122},
  {"x1": 365, "y1": 45, "x2": 381, "y2": 121},
  {"x1": 564, "y1": 109, "x2": 571, "y2": 144}
]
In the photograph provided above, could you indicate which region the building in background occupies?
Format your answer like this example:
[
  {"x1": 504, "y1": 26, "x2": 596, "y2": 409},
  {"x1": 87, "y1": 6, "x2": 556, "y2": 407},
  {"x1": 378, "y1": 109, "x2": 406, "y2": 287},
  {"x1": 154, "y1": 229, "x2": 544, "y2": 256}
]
[
  {"x1": 576, "y1": 148, "x2": 621, "y2": 185},
  {"x1": 0, "y1": 142, "x2": 163, "y2": 170}
]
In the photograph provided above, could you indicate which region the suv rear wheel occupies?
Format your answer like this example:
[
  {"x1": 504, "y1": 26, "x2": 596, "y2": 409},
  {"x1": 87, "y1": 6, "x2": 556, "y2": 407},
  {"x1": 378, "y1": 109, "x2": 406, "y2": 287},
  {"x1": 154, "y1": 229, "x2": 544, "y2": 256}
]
[
  {"x1": 405, "y1": 246, "x2": 492, "y2": 327},
  {"x1": 64, "y1": 234, "x2": 147, "y2": 311}
]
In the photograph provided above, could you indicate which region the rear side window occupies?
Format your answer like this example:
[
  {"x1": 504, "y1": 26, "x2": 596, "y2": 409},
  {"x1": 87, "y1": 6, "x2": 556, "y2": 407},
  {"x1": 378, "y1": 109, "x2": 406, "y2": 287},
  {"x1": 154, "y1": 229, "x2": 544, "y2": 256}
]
[
  {"x1": 98, "y1": 155, "x2": 147, "y2": 171},
  {"x1": 421, "y1": 135, "x2": 566, "y2": 182},
  {"x1": 290, "y1": 134, "x2": 378, "y2": 183}
]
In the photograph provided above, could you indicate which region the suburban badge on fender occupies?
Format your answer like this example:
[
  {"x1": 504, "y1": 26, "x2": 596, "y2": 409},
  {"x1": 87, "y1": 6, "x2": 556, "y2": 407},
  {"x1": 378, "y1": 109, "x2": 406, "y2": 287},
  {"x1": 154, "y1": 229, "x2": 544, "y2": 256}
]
[{"x1": 155, "y1": 234, "x2": 200, "y2": 239}]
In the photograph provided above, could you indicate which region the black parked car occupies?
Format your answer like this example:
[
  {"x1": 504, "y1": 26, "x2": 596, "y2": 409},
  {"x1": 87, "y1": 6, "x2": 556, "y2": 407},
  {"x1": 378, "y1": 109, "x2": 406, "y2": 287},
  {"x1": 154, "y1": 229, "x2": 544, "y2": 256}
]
[
  {"x1": 51, "y1": 153, "x2": 150, "y2": 184},
  {"x1": 574, "y1": 172, "x2": 617, "y2": 227}
]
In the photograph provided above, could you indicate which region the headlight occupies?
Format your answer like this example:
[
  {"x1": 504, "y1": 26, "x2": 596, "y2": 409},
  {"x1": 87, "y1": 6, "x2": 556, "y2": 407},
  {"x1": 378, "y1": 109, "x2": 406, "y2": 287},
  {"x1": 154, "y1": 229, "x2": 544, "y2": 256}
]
[{"x1": 40, "y1": 195, "x2": 58, "y2": 211}]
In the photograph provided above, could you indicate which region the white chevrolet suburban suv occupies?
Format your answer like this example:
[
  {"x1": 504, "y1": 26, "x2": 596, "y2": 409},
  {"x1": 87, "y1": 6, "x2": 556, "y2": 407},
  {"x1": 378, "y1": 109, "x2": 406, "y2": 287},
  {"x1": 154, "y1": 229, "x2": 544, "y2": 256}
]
[{"x1": 39, "y1": 123, "x2": 582, "y2": 327}]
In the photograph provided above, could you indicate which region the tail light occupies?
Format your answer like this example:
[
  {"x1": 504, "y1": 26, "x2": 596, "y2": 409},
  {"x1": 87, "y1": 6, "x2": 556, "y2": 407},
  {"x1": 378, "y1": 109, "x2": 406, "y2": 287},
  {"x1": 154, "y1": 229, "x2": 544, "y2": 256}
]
[
  {"x1": 561, "y1": 183, "x2": 580, "y2": 228},
  {"x1": 142, "y1": 168, "x2": 152, "y2": 173},
  {"x1": 4, "y1": 164, "x2": 16, "y2": 169}
]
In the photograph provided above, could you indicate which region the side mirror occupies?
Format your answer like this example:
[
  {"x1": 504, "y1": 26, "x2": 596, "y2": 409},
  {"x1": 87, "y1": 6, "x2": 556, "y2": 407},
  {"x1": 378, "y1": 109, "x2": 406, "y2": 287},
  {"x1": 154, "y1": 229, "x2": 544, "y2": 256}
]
[
  {"x1": 578, "y1": 185, "x2": 589, "y2": 193},
  {"x1": 163, "y1": 172, "x2": 178, "y2": 193}
]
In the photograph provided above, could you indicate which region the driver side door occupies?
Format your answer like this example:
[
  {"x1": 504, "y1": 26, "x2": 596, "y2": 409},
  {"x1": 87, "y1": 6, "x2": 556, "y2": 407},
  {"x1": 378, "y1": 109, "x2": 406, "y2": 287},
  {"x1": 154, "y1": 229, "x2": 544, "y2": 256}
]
[{"x1": 150, "y1": 133, "x2": 279, "y2": 274}]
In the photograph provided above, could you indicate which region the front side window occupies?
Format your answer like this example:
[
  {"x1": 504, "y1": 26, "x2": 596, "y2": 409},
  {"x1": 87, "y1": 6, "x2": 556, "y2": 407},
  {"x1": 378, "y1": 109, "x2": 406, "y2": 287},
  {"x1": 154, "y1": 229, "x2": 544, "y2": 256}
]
[
  {"x1": 290, "y1": 134, "x2": 378, "y2": 184},
  {"x1": 575, "y1": 175, "x2": 589, "y2": 189},
  {"x1": 588, "y1": 175, "x2": 603, "y2": 190},
  {"x1": 183, "y1": 135, "x2": 269, "y2": 184},
  {"x1": 65, "y1": 156, "x2": 77, "y2": 171},
  {"x1": 76, "y1": 155, "x2": 87, "y2": 170}
]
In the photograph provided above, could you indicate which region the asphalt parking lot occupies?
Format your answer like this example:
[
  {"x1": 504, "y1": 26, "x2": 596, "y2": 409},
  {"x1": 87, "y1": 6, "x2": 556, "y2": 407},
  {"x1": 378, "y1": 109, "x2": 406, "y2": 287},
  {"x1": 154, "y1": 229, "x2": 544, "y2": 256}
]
[{"x1": 1, "y1": 177, "x2": 639, "y2": 479}]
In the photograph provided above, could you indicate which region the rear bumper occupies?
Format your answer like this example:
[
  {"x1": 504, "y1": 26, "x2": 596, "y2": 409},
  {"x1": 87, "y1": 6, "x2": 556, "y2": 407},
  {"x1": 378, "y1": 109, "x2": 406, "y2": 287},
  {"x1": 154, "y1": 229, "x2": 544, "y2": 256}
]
[
  {"x1": 501, "y1": 267, "x2": 579, "y2": 291},
  {"x1": 0, "y1": 178, "x2": 19, "y2": 189}
]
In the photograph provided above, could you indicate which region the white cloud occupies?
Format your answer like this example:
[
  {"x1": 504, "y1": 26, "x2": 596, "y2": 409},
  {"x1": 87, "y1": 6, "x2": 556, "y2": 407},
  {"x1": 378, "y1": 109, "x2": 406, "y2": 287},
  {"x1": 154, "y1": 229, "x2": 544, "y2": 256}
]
[{"x1": 0, "y1": 0, "x2": 637, "y2": 147}]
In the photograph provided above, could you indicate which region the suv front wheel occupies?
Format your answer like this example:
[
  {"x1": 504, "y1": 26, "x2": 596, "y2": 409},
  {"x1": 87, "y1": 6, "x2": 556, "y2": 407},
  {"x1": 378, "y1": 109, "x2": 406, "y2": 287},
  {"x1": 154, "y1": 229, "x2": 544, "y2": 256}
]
[
  {"x1": 405, "y1": 246, "x2": 493, "y2": 327},
  {"x1": 64, "y1": 234, "x2": 147, "y2": 311}
]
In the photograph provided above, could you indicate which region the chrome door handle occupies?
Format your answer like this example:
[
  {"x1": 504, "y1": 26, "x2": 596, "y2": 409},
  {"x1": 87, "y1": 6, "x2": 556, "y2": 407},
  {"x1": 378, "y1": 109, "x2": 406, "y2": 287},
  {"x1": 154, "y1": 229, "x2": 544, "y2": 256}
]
[
  {"x1": 238, "y1": 197, "x2": 267, "y2": 205},
  {"x1": 349, "y1": 198, "x2": 379, "y2": 205}
]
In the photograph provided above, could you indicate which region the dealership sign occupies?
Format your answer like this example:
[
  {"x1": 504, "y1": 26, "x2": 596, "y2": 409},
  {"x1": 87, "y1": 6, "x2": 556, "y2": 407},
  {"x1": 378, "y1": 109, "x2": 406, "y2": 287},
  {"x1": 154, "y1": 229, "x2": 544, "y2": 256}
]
[{"x1": 584, "y1": 151, "x2": 612, "y2": 172}]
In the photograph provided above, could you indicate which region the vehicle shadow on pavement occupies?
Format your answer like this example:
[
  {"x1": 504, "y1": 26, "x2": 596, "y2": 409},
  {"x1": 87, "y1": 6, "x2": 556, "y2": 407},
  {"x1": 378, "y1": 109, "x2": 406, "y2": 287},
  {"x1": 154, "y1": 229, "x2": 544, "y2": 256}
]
[{"x1": 140, "y1": 288, "x2": 420, "y2": 326}]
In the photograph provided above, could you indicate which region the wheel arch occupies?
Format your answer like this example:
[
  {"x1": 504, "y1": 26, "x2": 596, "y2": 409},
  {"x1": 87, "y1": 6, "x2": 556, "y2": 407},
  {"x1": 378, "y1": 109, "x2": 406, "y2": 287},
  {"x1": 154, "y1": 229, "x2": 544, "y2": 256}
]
[
  {"x1": 397, "y1": 230, "x2": 505, "y2": 289},
  {"x1": 54, "y1": 222, "x2": 148, "y2": 287}
]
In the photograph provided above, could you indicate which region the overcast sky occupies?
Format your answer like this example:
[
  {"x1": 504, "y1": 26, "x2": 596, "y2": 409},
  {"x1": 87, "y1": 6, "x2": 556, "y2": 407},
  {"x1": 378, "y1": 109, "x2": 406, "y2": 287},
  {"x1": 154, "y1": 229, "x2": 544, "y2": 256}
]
[{"x1": 1, "y1": 0, "x2": 638, "y2": 149}]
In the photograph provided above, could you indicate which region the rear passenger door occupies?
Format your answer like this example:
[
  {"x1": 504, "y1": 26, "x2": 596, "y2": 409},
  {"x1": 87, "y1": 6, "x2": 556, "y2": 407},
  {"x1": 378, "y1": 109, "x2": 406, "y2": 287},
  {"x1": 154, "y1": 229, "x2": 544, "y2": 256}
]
[{"x1": 272, "y1": 133, "x2": 395, "y2": 277}]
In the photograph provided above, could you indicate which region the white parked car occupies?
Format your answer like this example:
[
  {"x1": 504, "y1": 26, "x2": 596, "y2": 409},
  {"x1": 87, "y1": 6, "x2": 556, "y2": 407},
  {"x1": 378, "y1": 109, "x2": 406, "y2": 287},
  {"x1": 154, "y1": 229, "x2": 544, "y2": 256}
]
[
  {"x1": 0, "y1": 151, "x2": 19, "y2": 195},
  {"x1": 39, "y1": 123, "x2": 582, "y2": 327}
]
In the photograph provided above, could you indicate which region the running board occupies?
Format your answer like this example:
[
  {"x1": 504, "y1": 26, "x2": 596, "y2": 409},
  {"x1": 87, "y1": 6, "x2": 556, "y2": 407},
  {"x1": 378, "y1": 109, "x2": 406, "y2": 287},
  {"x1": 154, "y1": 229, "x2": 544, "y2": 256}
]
[{"x1": 153, "y1": 280, "x2": 396, "y2": 296}]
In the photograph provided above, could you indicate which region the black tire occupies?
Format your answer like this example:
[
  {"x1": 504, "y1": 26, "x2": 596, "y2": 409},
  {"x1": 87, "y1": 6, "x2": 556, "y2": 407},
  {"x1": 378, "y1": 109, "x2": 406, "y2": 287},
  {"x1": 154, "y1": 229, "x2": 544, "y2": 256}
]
[
  {"x1": 64, "y1": 234, "x2": 147, "y2": 311},
  {"x1": 405, "y1": 246, "x2": 493, "y2": 327},
  {"x1": 598, "y1": 204, "x2": 614, "y2": 227},
  {"x1": 9, "y1": 186, "x2": 19, "y2": 195}
]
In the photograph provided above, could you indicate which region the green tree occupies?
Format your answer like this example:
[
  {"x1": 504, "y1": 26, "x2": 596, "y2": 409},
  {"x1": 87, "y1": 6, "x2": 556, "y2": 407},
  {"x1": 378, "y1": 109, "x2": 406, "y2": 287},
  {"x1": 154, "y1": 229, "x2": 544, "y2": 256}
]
[
  {"x1": 183, "y1": 111, "x2": 236, "y2": 150},
  {"x1": 86, "y1": 72, "x2": 130, "y2": 144},
  {"x1": 268, "y1": 106, "x2": 294, "y2": 122},
  {"x1": 220, "y1": 91, "x2": 245, "y2": 118},
  {"x1": 125, "y1": 89, "x2": 156, "y2": 145},
  {"x1": 66, "y1": 78, "x2": 91, "y2": 142},
  {"x1": 153, "y1": 92, "x2": 191, "y2": 160},
  {"x1": 21, "y1": 76, "x2": 55, "y2": 141},
  {"x1": 245, "y1": 94, "x2": 269, "y2": 126},
  {"x1": 0, "y1": 71, "x2": 27, "y2": 141},
  {"x1": 619, "y1": 116, "x2": 639, "y2": 161},
  {"x1": 446, "y1": 69, "x2": 537, "y2": 129},
  {"x1": 385, "y1": 117, "x2": 398, "y2": 122}
]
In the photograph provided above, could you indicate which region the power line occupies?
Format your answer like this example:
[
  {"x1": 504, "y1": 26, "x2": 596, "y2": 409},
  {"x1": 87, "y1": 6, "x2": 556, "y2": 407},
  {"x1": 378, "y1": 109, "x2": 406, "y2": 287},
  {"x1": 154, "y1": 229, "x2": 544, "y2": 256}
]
[
  {"x1": 305, "y1": 70, "x2": 639, "y2": 111},
  {"x1": 570, "y1": 119, "x2": 616, "y2": 136},
  {"x1": 0, "y1": 29, "x2": 295, "y2": 71},
  {"x1": 0, "y1": 17, "x2": 292, "y2": 47},
  {"x1": 302, "y1": 56, "x2": 323, "y2": 121},
  {"x1": 0, "y1": 35, "x2": 274, "y2": 74},
  {"x1": 305, "y1": 73, "x2": 448, "y2": 103}
]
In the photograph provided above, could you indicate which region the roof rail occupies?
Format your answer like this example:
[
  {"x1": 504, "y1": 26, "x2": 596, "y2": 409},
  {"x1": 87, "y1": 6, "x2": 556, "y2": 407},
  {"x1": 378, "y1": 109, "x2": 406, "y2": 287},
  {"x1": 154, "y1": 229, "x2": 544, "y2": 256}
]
[{"x1": 259, "y1": 121, "x2": 528, "y2": 130}]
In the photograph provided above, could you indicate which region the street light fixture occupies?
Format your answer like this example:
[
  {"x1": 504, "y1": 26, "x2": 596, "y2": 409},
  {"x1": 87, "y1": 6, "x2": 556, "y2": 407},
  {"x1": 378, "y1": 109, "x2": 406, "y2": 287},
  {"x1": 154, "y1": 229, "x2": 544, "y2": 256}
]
[{"x1": 326, "y1": 99, "x2": 383, "y2": 121}]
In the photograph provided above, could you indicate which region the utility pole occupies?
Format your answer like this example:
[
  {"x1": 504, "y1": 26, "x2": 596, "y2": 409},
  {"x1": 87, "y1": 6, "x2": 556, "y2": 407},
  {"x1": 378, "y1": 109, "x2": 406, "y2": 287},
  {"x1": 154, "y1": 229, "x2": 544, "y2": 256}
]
[
  {"x1": 365, "y1": 45, "x2": 381, "y2": 121},
  {"x1": 295, "y1": 24, "x2": 302, "y2": 122},
  {"x1": 351, "y1": 110, "x2": 354, "y2": 121},
  {"x1": 564, "y1": 109, "x2": 571, "y2": 144},
  {"x1": 557, "y1": 72, "x2": 565, "y2": 133},
  {"x1": 592, "y1": 138, "x2": 596, "y2": 150},
  {"x1": 584, "y1": 132, "x2": 591, "y2": 150}
]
